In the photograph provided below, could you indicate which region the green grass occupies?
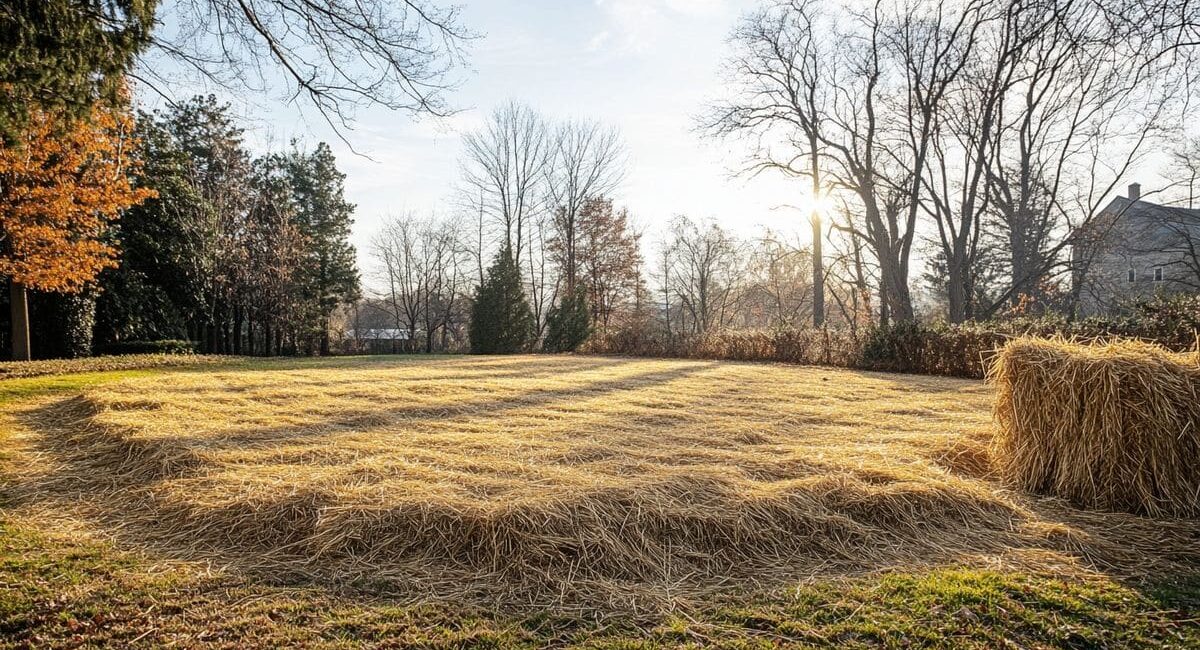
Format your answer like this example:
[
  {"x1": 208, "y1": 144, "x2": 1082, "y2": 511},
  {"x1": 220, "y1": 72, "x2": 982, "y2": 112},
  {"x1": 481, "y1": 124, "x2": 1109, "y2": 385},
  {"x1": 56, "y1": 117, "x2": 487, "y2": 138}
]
[
  {"x1": 0, "y1": 370, "x2": 159, "y2": 407},
  {"x1": 2, "y1": 519, "x2": 1196, "y2": 649},
  {"x1": 2, "y1": 358, "x2": 1198, "y2": 648}
]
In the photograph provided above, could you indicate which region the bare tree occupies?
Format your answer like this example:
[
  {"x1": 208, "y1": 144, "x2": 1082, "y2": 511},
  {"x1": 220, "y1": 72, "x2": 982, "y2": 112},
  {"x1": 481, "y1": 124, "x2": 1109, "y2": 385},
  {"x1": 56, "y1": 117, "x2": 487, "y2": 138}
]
[
  {"x1": 708, "y1": 0, "x2": 828, "y2": 326},
  {"x1": 741, "y1": 231, "x2": 813, "y2": 328},
  {"x1": 459, "y1": 101, "x2": 552, "y2": 268},
  {"x1": 825, "y1": 210, "x2": 875, "y2": 332},
  {"x1": 418, "y1": 219, "x2": 465, "y2": 353},
  {"x1": 661, "y1": 216, "x2": 743, "y2": 334},
  {"x1": 524, "y1": 212, "x2": 559, "y2": 342},
  {"x1": 372, "y1": 215, "x2": 423, "y2": 351},
  {"x1": 968, "y1": 0, "x2": 1186, "y2": 319},
  {"x1": 372, "y1": 212, "x2": 469, "y2": 352},
  {"x1": 714, "y1": 0, "x2": 934, "y2": 324},
  {"x1": 907, "y1": 0, "x2": 1017, "y2": 322},
  {"x1": 243, "y1": 154, "x2": 306, "y2": 356},
  {"x1": 546, "y1": 119, "x2": 625, "y2": 292},
  {"x1": 138, "y1": 0, "x2": 474, "y2": 132}
]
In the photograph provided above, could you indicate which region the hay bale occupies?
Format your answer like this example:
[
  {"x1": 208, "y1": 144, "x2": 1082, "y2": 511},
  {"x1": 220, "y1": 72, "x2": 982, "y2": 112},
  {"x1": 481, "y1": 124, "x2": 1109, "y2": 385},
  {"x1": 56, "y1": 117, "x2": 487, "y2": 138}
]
[{"x1": 989, "y1": 337, "x2": 1200, "y2": 517}]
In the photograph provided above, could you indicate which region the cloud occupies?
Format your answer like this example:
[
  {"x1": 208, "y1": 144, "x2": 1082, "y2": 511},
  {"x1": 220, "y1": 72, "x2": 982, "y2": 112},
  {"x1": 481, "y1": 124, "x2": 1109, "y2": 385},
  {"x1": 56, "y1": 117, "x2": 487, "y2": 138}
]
[
  {"x1": 593, "y1": 0, "x2": 728, "y2": 54},
  {"x1": 662, "y1": 0, "x2": 726, "y2": 16},
  {"x1": 586, "y1": 30, "x2": 612, "y2": 52}
]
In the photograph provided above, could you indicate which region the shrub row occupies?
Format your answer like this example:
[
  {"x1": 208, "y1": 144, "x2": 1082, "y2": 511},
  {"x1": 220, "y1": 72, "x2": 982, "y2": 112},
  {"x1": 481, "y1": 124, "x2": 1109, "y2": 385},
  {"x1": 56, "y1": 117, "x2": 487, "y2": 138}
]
[
  {"x1": 584, "y1": 327, "x2": 862, "y2": 368},
  {"x1": 94, "y1": 339, "x2": 199, "y2": 356},
  {"x1": 0, "y1": 353, "x2": 227, "y2": 381},
  {"x1": 585, "y1": 296, "x2": 1200, "y2": 379}
]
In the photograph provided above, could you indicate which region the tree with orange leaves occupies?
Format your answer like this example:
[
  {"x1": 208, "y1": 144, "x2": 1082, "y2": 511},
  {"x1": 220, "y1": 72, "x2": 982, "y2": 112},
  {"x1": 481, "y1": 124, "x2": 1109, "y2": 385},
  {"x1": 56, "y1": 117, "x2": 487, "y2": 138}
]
[{"x1": 0, "y1": 105, "x2": 154, "y2": 360}]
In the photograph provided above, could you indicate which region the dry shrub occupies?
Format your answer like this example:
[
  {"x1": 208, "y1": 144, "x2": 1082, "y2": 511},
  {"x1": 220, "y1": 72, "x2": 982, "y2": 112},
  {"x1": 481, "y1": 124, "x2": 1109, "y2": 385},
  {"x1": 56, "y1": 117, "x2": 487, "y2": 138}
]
[
  {"x1": 585, "y1": 329, "x2": 862, "y2": 368},
  {"x1": 586, "y1": 300, "x2": 1200, "y2": 380},
  {"x1": 990, "y1": 337, "x2": 1200, "y2": 517}
]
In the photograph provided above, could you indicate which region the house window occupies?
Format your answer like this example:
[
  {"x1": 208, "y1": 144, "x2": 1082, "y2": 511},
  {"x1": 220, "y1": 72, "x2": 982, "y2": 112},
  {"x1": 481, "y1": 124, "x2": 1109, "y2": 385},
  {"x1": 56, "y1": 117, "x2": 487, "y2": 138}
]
[
  {"x1": 1127, "y1": 268, "x2": 1136, "y2": 283},
  {"x1": 1154, "y1": 267, "x2": 1164, "y2": 282}
]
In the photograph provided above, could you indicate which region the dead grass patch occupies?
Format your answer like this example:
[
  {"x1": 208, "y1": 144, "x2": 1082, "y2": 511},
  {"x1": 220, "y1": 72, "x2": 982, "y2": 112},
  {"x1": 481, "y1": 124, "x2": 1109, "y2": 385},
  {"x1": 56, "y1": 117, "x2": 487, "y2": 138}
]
[{"x1": 4, "y1": 355, "x2": 1198, "y2": 612}]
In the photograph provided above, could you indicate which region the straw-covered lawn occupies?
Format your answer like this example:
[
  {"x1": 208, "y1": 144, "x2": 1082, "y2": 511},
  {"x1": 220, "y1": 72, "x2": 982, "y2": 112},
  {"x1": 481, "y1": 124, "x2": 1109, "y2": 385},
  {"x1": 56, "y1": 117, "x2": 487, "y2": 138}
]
[{"x1": 1, "y1": 355, "x2": 1198, "y2": 648}]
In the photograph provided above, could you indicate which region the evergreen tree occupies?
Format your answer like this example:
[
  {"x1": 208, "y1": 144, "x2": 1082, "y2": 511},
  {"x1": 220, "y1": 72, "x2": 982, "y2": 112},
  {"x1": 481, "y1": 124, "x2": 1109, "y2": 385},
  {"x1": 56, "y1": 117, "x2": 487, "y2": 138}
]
[
  {"x1": 543, "y1": 285, "x2": 591, "y2": 352},
  {"x1": 0, "y1": 0, "x2": 156, "y2": 139},
  {"x1": 470, "y1": 246, "x2": 534, "y2": 354},
  {"x1": 92, "y1": 97, "x2": 249, "y2": 353},
  {"x1": 95, "y1": 110, "x2": 207, "y2": 346},
  {"x1": 288, "y1": 142, "x2": 360, "y2": 354},
  {"x1": 30, "y1": 291, "x2": 96, "y2": 359}
]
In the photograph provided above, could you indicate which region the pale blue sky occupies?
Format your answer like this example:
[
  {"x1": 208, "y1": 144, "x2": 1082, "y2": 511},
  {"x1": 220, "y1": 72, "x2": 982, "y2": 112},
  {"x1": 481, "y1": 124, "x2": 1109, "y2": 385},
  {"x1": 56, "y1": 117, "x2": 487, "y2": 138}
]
[{"x1": 139, "y1": 0, "x2": 806, "y2": 278}]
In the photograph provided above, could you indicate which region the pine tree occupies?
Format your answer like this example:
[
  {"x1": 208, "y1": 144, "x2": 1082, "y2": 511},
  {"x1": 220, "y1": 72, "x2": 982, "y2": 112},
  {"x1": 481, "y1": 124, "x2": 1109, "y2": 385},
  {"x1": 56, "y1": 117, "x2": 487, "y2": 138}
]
[
  {"x1": 288, "y1": 142, "x2": 360, "y2": 354},
  {"x1": 544, "y1": 285, "x2": 591, "y2": 352},
  {"x1": 158, "y1": 95, "x2": 250, "y2": 353},
  {"x1": 0, "y1": 0, "x2": 156, "y2": 139},
  {"x1": 470, "y1": 246, "x2": 534, "y2": 354}
]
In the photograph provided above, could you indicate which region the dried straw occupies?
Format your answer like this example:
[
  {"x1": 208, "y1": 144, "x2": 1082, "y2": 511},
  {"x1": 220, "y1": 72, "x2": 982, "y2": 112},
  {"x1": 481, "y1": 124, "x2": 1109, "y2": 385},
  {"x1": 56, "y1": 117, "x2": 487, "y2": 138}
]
[
  {"x1": 990, "y1": 337, "x2": 1200, "y2": 517},
  {"x1": 5, "y1": 355, "x2": 1198, "y2": 612}
]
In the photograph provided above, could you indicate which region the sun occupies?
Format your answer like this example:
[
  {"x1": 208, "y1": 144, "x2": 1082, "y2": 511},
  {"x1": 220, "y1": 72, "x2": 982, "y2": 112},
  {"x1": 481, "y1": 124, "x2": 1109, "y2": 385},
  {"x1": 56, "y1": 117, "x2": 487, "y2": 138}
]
[{"x1": 798, "y1": 187, "x2": 835, "y2": 218}]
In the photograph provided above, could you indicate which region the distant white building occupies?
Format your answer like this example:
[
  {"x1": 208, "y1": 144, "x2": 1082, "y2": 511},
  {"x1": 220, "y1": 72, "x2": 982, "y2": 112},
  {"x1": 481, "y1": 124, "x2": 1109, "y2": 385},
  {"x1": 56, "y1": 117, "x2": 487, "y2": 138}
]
[
  {"x1": 344, "y1": 328, "x2": 412, "y2": 342},
  {"x1": 341, "y1": 328, "x2": 415, "y2": 354},
  {"x1": 1072, "y1": 183, "x2": 1200, "y2": 315}
]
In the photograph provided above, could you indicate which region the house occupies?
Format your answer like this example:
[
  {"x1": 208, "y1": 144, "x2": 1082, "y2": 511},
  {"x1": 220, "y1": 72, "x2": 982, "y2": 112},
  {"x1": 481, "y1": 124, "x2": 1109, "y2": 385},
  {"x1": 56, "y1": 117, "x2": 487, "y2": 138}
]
[
  {"x1": 1071, "y1": 183, "x2": 1200, "y2": 315},
  {"x1": 343, "y1": 328, "x2": 414, "y2": 354},
  {"x1": 344, "y1": 328, "x2": 412, "y2": 342}
]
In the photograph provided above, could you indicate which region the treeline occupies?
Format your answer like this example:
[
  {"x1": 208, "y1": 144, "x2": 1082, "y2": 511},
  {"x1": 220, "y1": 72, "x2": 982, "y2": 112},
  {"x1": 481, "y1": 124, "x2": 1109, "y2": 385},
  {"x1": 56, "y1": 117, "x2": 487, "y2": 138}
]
[
  {"x1": 97, "y1": 96, "x2": 359, "y2": 356},
  {"x1": 2, "y1": 0, "x2": 469, "y2": 361},
  {"x1": 356, "y1": 195, "x2": 647, "y2": 354},
  {"x1": 1, "y1": 96, "x2": 360, "y2": 358},
  {"x1": 708, "y1": 0, "x2": 1200, "y2": 324},
  {"x1": 355, "y1": 199, "x2": 864, "y2": 354},
  {"x1": 356, "y1": 101, "x2": 841, "y2": 356}
]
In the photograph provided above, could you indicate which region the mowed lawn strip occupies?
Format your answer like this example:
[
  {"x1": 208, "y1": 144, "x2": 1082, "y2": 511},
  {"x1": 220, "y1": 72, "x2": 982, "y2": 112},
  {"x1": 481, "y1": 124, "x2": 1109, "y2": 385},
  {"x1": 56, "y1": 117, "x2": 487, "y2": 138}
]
[{"x1": 1, "y1": 355, "x2": 1198, "y2": 648}]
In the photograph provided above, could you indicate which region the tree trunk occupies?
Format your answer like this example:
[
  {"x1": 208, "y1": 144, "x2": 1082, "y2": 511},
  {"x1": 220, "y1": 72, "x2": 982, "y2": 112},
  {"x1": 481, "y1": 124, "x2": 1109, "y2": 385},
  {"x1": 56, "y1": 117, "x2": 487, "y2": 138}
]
[
  {"x1": 947, "y1": 254, "x2": 968, "y2": 324},
  {"x1": 247, "y1": 318, "x2": 255, "y2": 356},
  {"x1": 811, "y1": 211, "x2": 824, "y2": 327},
  {"x1": 9, "y1": 281, "x2": 30, "y2": 361},
  {"x1": 886, "y1": 267, "x2": 915, "y2": 323},
  {"x1": 232, "y1": 306, "x2": 244, "y2": 355}
]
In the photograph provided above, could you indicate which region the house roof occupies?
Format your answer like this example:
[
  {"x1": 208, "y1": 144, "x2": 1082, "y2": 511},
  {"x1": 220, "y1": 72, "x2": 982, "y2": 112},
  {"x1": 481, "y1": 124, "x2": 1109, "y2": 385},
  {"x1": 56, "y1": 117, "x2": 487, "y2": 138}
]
[{"x1": 1103, "y1": 196, "x2": 1200, "y2": 225}]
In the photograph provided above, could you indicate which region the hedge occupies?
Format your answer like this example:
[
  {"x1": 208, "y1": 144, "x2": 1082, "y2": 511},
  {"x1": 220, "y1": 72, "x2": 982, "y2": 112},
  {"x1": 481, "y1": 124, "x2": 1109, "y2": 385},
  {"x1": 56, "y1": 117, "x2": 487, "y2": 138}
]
[
  {"x1": 585, "y1": 296, "x2": 1200, "y2": 379},
  {"x1": 94, "y1": 339, "x2": 199, "y2": 356}
]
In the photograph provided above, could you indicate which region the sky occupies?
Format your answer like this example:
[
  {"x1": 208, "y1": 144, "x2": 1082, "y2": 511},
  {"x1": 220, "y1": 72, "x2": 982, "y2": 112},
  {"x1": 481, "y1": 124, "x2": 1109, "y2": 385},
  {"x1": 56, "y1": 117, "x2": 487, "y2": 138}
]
[{"x1": 138, "y1": 0, "x2": 808, "y2": 283}]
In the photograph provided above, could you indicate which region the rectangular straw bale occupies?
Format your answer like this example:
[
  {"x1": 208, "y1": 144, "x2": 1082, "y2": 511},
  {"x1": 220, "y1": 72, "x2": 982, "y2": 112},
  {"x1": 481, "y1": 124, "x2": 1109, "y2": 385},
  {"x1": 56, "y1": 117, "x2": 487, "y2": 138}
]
[{"x1": 989, "y1": 337, "x2": 1200, "y2": 517}]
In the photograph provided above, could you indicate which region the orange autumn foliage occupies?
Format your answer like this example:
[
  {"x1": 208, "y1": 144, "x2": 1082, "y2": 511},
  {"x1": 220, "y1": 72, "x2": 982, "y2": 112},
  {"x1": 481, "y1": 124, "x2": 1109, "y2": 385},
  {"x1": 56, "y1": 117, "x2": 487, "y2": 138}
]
[{"x1": 0, "y1": 105, "x2": 154, "y2": 293}]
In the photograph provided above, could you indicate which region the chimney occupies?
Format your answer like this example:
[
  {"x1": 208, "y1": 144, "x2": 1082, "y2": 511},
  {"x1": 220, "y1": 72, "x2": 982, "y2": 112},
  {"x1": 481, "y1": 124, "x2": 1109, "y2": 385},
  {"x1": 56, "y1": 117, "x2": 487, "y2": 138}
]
[{"x1": 1128, "y1": 183, "x2": 1141, "y2": 201}]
